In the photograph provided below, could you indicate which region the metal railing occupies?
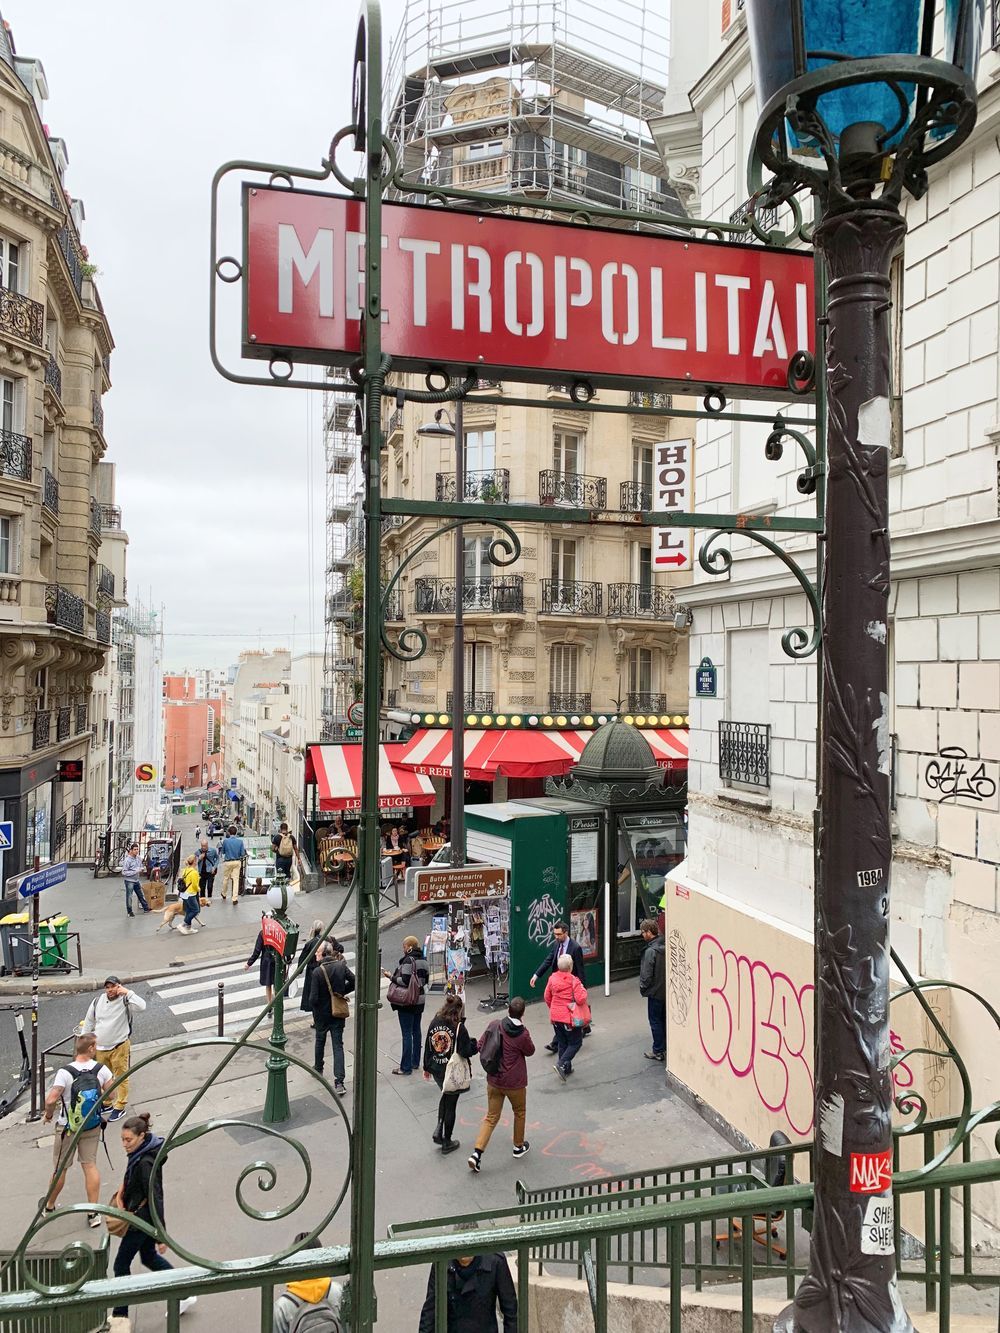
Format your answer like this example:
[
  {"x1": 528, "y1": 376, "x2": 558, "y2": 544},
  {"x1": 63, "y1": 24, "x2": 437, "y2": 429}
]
[
  {"x1": 549, "y1": 692, "x2": 591, "y2": 713},
  {"x1": 383, "y1": 591, "x2": 404, "y2": 621},
  {"x1": 57, "y1": 224, "x2": 84, "y2": 295},
  {"x1": 386, "y1": 405, "x2": 404, "y2": 436},
  {"x1": 91, "y1": 392, "x2": 104, "y2": 433},
  {"x1": 57, "y1": 706, "x2": 71, "y2": 741},
  {"x1": 994, "y1": 0, "x2": 1000, "y2": 49},
  {"x1": 97, "y1": 564, "x2": 115, "y2": 598},
  {"x1": 446, "y1": 691, "x2": 495, "y2": 712},
  {"x1": 435, "y1": 468, "x2": 510, "y2": 503},
  {"x1": 41, "y1": 466, "x2": 58, "y2": 513},
  {"x1": 728, "y1": 194, "x2": 779, "y2": 243},
  {"x1": 620, "y1": 480, "x2": 651, "y2": 510},
  {"x1": 607, "y1": 583, "x2": 676, "y2": 619},
  {"x1": 628, "y1": 389, "x2": 672, "y2": 410},
  {"x1": 540, "y1": 579, "x2": 603, "y2": 616},
  {"x1": 0, "y1": 428, "x2": 31, "y2": 482},
  {"x1": 75, "y1": 703, "x2": 88, "y2": 734},
  {"x1": 0, "y1": 287, "x2": 44, "y2": 346},
  {"x1": 45, "y1": 584, "x2": 85, "y2": 634},
  {"x1": 88, "y1": 497, "x2": 102, "y2": 537},
  {"x1": 719, "y1": 719, "x2": 771, "y2": 788},
  {"x1": 44, "y1": 356, "x2": 62, "y2": 398},
  {"x1": 626, "y1": 692, "x2": 669, "y2": 712},
  {"x1": 94, "y1": 609, "x2": 111, "y2": 646},
  {"x1": 380, "y1": 513, "x2": 404, "y2": 535},
  {"x1": 99, "y1": 503, "x2": 122, "y2": 529},
  {"x1": 414, "y1": 575, "x2": 524, "y2": 614},
  {"x1": 539, "y1": 470, "x2": 608, "y2": 509},
  {"x1": 32, "y1": 710, "x2": 50, "y2": 750}
]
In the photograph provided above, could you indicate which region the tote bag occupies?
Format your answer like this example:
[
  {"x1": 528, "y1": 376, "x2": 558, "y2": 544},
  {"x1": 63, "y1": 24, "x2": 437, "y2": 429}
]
[{"x1": 442, "y1": 1046, "x2": 472, "y2": 1094}]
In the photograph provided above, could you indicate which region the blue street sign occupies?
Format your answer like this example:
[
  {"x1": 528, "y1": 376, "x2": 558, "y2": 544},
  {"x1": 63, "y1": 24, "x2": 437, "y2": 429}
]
[
  {"x1": 18, "y1": 862, "x2": 67, "y2": 898},
  {"x1": 0, "y1": 821, "x2": 12, "y2": 852}
]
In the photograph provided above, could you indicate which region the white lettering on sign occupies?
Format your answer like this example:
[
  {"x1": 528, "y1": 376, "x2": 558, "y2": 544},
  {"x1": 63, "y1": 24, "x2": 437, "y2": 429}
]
[
  {"x1": 857, "y1": 868, "x2": 884, "y2": 888},
  {"x1": 277, "y1": 224, "x2": 334, "y2": 317},
  {"x1": 861, "y1": 1196, "x2": 895, "y2": 1256},
  {"x1": 652, "y1": 439, "x2": 694, "y2": 572}
]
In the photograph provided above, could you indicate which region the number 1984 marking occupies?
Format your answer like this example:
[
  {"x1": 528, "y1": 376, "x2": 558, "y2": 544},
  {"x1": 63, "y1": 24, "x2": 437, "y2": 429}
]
[{"x1": 857, "y1": 868, "x2": 883, "y2": 888}]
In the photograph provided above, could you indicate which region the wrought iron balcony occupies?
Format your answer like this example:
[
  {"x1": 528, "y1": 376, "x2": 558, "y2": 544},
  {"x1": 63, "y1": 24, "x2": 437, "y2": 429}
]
[
  {"x1": 549, "y1": 692, "x2": 591, "y2": 713},
  {"x1": 92, "y1": 392, "x2": 104, "y2": 433},
  {"x1": 386, "y1": 406, "x2": 404, "y2": 437},
  {"x1": 719, "y1": 720, "x2": 770, "y2": 789},
  {"x1": 446, "y1": 691, "x2": 496, "y2": 713},
  {"x1": 607, "y1": 583, "x2": 677, "y2": 619},
  {"x1": 0, "y1": 428, "x2": 31, "y2": 482},
  {"x1": 620, "y1": 481, "x2": 652, "y2": 511},
  {"x1": 89, "y1": 497, "x2": 102, "y2": 537},
  {"x1": 57, "y1": 224, "x2": 83, "y2": 294},
  {"x1": 44, "y1": 356, "x2": 62, "y2": 398},
  {"x1": 42, "y1": 467, "x2": 59, "y2": 513},
  {"x1": 381, "y1": 513, "x2": 404, "y2": 535},
  {"x1": 45, "y1": 584, "x2": 85, "y2": 633},
  {"x1": 385, "y1": 687, "x2": 399, "y2": 708},
  {"x1": 540, "y1": 579, "x2": 603, "y2": 616},
  {"x1": 0, "y1": 286, "x2": 44, "y2": 346},
  {"x1": 435, "y1": 469, "x2": 510, "y2": 503},
  {"x1": 384, "y1": 591, "x2": 404, "y2": 621},
  {"x1": 33, "y1": 709, "x2": 51, "y2": 750},
  {"x1": 414, "y1": 576, "x2": 524, "y2": 615},
  {"x1": 470, "y1": 378, "x2": 501, "y2": 391},
  {"x1": 75, "y1": 703, "x2": 88, "y2": 734},
  {"x1": 95, "y1": 609, "x2": 111, "y2": 645},
  {"x1": 539, "y1": 470, "x2": 607, "y2": 509},
  {"x1": 728, "y1": 195, "x2": 779, "y2": 244},
  {"x1": 57, "y1": 706, "x2": 71, "y2": 741},
  {"x1": 628, "y1": 390, "x2": 672, "y2": 411},
  {"x1": 100, "y1": 504, "x2": 122, "y2": 529},
  {"x1": 97, "y1": 564, "x2": 115, "y2": 598},
  {"x1": 626, "y1": 692, "x2": 670, "y2": 713}
]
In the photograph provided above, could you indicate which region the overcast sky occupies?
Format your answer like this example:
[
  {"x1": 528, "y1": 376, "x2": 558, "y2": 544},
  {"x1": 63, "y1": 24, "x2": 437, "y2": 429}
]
[{"x1": 8, "y1": 0, "x2": 405, "y2": 670}]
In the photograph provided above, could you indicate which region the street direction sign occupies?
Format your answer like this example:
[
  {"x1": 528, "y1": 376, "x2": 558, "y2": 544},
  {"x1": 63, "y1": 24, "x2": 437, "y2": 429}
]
[
  {"x1": 17, "y1": 862, "x2": 68, "y2": 898},
  {"x1": 414, "y1": 865, "x2": 508, "y2": 902},
  {"x1": 243, "y1": 187, "x2": 816, "y2": 401},
  {"x1": 0, "y1": 821, "x2": 12, "y2": 852},
  {"x1": 652, "y1": 438, "x2": 694, "y2": 572}
]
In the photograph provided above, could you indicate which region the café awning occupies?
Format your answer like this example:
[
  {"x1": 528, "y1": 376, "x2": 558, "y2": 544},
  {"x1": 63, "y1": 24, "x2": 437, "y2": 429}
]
[
  {"x1": 395, "y1": 726, "x2": 688, "y2": 782},
  {"x1": 305, "y1": 743, "x2": 436, "y2": 811}
]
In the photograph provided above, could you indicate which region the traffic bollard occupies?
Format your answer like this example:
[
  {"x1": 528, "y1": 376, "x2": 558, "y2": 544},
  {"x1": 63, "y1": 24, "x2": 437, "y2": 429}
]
[{"x1": 217, "y1": 981, "x2": 224, "y2": 1036}]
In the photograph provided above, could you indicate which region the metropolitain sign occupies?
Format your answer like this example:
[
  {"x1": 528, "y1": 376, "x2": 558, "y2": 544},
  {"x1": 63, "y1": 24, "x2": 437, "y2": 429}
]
[{"x1": 243, "y1": 187, "x2": 815, "y2": 399}]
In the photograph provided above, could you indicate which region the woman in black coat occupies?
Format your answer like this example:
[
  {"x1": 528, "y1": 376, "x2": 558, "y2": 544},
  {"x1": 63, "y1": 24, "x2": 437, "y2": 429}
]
[
  {"x1": 381, "y1": 934, "x2": 430, "y2": 1076},
  {"x1": 298, "y1": 919, "x2": 326, "y2": 1018},
  {"x1": 244, "y1": 920, "x2": 277, "y2": 1005},
  {"x1": 422, "y1": 993, "x2": 478, "y2": 1154}
]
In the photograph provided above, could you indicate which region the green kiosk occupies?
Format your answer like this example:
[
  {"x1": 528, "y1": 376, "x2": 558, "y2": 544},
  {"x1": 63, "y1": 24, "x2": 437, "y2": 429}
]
[{"x1": 464, "y1": 721, "x2": 687, "y2": 1004}]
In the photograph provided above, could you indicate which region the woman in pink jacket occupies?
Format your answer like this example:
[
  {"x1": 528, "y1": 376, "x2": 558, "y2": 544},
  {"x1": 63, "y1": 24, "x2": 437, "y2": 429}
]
[{"x1": 543, "y1": 953, "x2": 590, "y2": 1081}]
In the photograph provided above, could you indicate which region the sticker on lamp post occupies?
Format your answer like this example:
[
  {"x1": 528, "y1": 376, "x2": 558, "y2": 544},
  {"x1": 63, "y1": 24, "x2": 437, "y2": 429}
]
[{"x1": 849, "y1": 1149, "x2": 893, "y2": 1194}]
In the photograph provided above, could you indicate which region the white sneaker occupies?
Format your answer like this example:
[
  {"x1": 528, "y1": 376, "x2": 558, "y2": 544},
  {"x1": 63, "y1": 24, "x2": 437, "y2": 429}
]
[
  {"x1": 176, "y1": 1295, "x2": 198, "y2": 1316},
  {"x1": 176, "y1": 924, "x2": 190, "y2": 934}
]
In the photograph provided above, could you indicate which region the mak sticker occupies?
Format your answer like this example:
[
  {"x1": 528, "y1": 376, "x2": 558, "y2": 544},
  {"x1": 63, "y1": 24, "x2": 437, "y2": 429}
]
[
  {"x1": 850, "y1": 1150, "x2": 893, "y2": 1194},
  {"x1": 860, "y1": 1196, "x2": 895, "y2": 1255}
]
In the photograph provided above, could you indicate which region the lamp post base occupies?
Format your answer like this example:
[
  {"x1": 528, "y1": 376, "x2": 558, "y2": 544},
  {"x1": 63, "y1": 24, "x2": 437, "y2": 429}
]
[
  {"x1": 263, "y1": 1053, "x2": 291, "y2": 1124},
  {"x1": 774, "y1": 1290, "x2": 914, "y2": 1333}
]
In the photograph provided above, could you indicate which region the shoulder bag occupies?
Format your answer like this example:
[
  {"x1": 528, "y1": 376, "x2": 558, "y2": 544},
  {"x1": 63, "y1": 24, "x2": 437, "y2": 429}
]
[
  {"x1": 441, "y1": 1023, "x2": 473, "y2": 1094},
  {"x1": 386, "y1": 956, "x2": 422, "y2": 1007},
  {"x1": 319, "y1": 963, "x2": 350, "y2": 1019},
  {"x1": 105, "y1": 1187, "x2": 129, "y2": 1237}
]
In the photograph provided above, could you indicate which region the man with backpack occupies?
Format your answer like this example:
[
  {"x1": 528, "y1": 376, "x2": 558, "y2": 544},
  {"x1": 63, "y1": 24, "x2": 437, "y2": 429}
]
[
  {"x1": 272, "y1": 822, "x2": 303, "y2": 881},
  {"x1": 43, "y1": 1032, "x2": 113, "y2": 1226},
  {"x1": 272, "y1": 1231, "x2": 344, "y2": 1332},
  {"x1": 82, "y1": 976, "x2": 146, "y2": 1121},
  {"x1": 467, "y1": 996, "x2": 534, "y2": 1174}
]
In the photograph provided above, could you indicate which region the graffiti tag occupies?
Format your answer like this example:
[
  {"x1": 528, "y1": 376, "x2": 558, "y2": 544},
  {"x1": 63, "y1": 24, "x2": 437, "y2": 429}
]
[
  {"x1": 923, "y1": 747, "x2": 998, "y2": 805},
  {"x1": 668, "y1": 928, "x2": 692, "y2": 1027},
  {"x1": 527, "y1": 892, "x2": 561, "y2": 945}
]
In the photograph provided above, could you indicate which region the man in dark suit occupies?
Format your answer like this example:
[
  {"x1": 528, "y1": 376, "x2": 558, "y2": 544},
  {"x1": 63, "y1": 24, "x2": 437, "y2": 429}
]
[{"x1": 529, "y1": 922, "x2": 587, "y2": 1052}]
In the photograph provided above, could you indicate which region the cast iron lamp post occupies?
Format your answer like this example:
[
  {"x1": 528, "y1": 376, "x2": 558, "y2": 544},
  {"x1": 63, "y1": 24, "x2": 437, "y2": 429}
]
[
  {"x1": 742, "y1": 2, "x2": 984, "y2": 1329},
  {"x1": 416, "y1": 402, "x2": 467, "y2": 868},
  {"x1": 262, "y1": 881, "x2": 299, "y2": 1124}
]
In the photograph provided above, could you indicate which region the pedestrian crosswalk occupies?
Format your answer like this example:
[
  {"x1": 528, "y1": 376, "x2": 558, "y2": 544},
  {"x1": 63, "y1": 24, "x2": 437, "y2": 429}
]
[{"x1": 145, "y1": 953, "x2": 358, "y2": 1035}]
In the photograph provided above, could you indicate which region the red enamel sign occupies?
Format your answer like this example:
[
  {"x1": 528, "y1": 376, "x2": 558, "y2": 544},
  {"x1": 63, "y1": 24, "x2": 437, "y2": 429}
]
[
  {"x1": 243, "y1": 186, "x2": 815, "y2": 400},
  {"x1": 262, "y1": 915, "x2": 287, "y2": 955}
]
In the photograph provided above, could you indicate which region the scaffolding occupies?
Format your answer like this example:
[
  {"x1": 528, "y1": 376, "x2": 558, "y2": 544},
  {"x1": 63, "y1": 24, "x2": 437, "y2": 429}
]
[{"x1": 321, "y1": 377, "x2": 363, "y2": 740}]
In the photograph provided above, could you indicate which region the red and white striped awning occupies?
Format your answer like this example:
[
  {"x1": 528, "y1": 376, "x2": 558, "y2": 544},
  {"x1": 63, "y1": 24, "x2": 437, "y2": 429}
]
[
  {"x1": 305, "y1": 743, "x2": 436, "y2": 811},
  {"x1": 395, "y1": 726, "x2": 688, "y2": 782}
]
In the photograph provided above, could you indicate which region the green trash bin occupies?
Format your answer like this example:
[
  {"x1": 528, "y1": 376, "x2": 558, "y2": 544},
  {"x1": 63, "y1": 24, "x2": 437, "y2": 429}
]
[{"x1": 39, "y1": 914, "x2": 70, "y2": 967}]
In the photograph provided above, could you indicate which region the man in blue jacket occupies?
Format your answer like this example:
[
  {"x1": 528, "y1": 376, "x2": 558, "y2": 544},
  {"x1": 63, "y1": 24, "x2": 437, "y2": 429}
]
[{"x1": 219, "y1": 825, "x2": 246, "y2": 904}]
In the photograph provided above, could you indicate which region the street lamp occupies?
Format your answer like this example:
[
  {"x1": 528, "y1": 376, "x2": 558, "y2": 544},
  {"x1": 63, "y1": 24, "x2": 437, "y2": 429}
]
[
  {"x1": 417, "y1": 402, "x2": 466, "y2": 867},
  {"x1": 742, "y1": 2, "x2": 983, "y2": 1330},
  {"x1": 261, "y1": 881, "x2": 299, "y2": 1124}
]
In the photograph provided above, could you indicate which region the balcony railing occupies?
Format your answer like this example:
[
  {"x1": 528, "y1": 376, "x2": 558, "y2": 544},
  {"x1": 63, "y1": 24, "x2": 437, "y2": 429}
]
[
  {"x1": 539, "y1": 470, "x2": 607, "y2": 509},
  {"x1": 57, "y1": 224, "x2": 84, "y2": 295},
  {"x1": 100, "y1": 504, "x2": 122, "y2": 529},
  {"x1": 33, "y1": 709, "x2": 51, "y2": 750},
  {"x1": 97, "y1": 564, "x2": 115, "y2": 598},
  {"x1": 0, "y1": 287, "x2": 44, "y2": 346},
  {"x1": 92, "y1": 392, "x2": 104, "y2": 433},
  {"x1": 446, "y1": 691, "x2": 496, "y2": 713},
  {"x1": 628, "y1": 390, "x2": 672, "y2": 411},
  {"x1": 994, "y1": 0, "x2": 999, "y2": 49},
  {"x1": 540, "y1": 579, "x2": 603, "y2": 616},
  {"x1": 0, "y1": 428, "x2": 31, "y2": 482},
  {"x1": 435, "y1": 469, "x2": 510, "y2": 503},
  {"x1": 719, "y1": 720, "x2": 771, "y2": 789},
  {"x1": 549, "y1": 692, "x2": 592, "y2": 713},
  {"x1": 89, "y1": 497, "x2": 102, "y2": 537},
  {"x1": 381, "y1": 513, "x2": 404, "y2": 535},
  {"x1": 414, "y1": 576, "x2": 524, "y2": 615},
  {"x1": 728, "y1": 195, "x2": 779, "y2": 244},
  {"x1": 44, "y1": 356, "x2": 62, "y2": 398},
  {"x1": 386, "y1": 406, "x2": 404, "y2": 437},
  {"x1": 95, "y1": 609, "x2": 111, "y2": 645},
  {"x1": 45, "y1": 583, "x2": 85, "y2": 633},
  {"x1": 620, "y1": 481, "x2": 651, "y2": 511},
  {"x1": 75, "y1": 703, "x2": 88, "y2": 734},
  {"x1": 383, "y1": 591, "x2": 404, "y2": 621},
  {"x1": 626, "y1": 692, "x2": 669, "y2": 713},
  {"x1": 607, "y1": 583, "x2": 676, "y2": 619},
  {"x1": 41, "y1": 467, "x2": 59, "y2": 513},
  {"x1": 57, "y1": 705, "x2": 71, "y2": 741}
]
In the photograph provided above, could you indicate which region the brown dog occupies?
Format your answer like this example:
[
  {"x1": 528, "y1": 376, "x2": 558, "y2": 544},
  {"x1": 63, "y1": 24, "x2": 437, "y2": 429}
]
[{"x1": 156, "y1": 901, "x2": 185, "y2": 932}]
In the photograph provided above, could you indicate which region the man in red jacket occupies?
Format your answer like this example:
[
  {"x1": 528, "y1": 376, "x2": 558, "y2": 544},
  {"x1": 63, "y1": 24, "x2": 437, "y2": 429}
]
[{"x1": 468, "y1": 996, "x2": 535, "y2": 1173}]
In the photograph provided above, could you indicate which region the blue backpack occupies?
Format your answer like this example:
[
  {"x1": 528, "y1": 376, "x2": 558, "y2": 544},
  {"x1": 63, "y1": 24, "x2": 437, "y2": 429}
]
[{"x1": 62, "y1": 1063, "x2": 105, "y2": 1133}]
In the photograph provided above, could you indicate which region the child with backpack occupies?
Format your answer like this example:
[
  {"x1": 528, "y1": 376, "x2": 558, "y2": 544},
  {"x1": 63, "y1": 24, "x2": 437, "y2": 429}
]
[
  {"x1": 42, "y1": 1032, "x2": 113, "y2": 1226},
  {"x1": 467, "y1": 996, "x2": 535, "y2": 1174},
  {"x1": 272, "y1": 1231, "x2": 344, "y2": 1331}
]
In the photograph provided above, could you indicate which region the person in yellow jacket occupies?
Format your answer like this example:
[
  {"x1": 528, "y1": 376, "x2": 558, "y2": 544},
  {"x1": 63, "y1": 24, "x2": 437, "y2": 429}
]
[
  {"x1": 176, "y1": 856, "x2": 202, "y2": 935},
  {"x1": 272, "y1": 1233, "x2": 344, "y2": 1330}
]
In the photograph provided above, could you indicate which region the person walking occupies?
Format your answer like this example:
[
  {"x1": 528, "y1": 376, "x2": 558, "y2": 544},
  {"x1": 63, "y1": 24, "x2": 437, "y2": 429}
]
[
  {"x1": 467, "y1": 996, "x2": 534, "y2": 1173},
  {"x1": 272, "y1": 1231, "x2": 344, "y2": 1332},
  {"x1": 311, "y1": 939, "x2": 355, "y2": 1096},
  {"x1": 81, "y1": 976, "x2": 146, "y2": 1122},
  {"x1": 417, "y1": 1243, "x2": 517, "y2": 1332},
  {"x1": 639, "y1": 919, "x2": 667, "y2": 1063},
  {"x1": 220, "y1": 824, "x2": 246, "y2": 904},
  {"x1": 118, "y1": 843, "x2": 150, "y2": 918},
  {"x1": 176, "y1": 856, "x2": 202, "y2": 935},
  {"x1": 197, "y1": 838, "x2": 219, "y2": 904},
  {"x1": 108, "y1": 1112, "x2": 197, "y2": 1330},
  {"x1": 422, "y1": 994, "x2": 479, "y2": 1155},
  {"x1": 245, "y1": 919, "x2": 277, "y2": 1007},
  {"x1": 43, "y1": 1032, "x2": 113, "y2": 1227},
  {"x1": 528, "y1": 922, "x2": 586, "y2": 1052},
  {"x1": 271, "y1": 822, "x2": 303, "y2": 882},
  {"x1": 544, "y1": 954, "x2": 590, "y2": 1081},
  {"x1": 298, "y1": 919, "x2": 326, "y2": 1019},
  {"x1": 383, "y1": 935, "x2": 429, "y2": 1076}
]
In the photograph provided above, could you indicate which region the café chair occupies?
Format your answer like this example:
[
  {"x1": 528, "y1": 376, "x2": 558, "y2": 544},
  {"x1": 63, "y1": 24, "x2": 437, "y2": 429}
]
[{"x1": 714, "y1": 1131, "x2": 791, "y2": 1259}]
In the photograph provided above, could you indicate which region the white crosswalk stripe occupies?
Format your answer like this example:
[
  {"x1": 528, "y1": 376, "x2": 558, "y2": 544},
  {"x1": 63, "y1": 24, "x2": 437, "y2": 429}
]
[{"x1": 145, "y1": 951, "x2": 358, "y2": 1034}]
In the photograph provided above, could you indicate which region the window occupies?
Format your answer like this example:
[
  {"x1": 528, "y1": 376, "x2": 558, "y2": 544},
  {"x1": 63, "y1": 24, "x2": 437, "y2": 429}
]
[
  {"x1": 550, "y1": 538, "x2": 577, "y2": 584},
  {"x1": 467, "y1": 141, "x2": 503, "y2": 160},
  {"x1": 1, "y1": 376, "x2": 16, "y2": 433},
  {"x1": 633, "y1": 543, "x2": 652, "y2": 593},
  {"x1": 0, "y1": 516, "x2": 10, "y2": 573},
  {"x1": 553, "y1": 431, "x2": 581, "y2": 477},
  {"x1": 629, "y1": 647, "x2": 653, "y2": 697},
  {"x1": 463, "y1": 534, "x2": 493, "y2": 583},
  {"x1": 465, "y1": 642, "x2": 493, "y2": 693},
  {"x1": 464, "y1": 428, "x2": 495, "y2": 471},
  {"x1": 0, "y1": 235, "x2": 22, "y2": 293},
  {"x1": 632, "y1": 443, "x2": 653, "y2": 491},
  {"x1": 550, "y1": 643, "x2": 579, "y2": 696}
]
